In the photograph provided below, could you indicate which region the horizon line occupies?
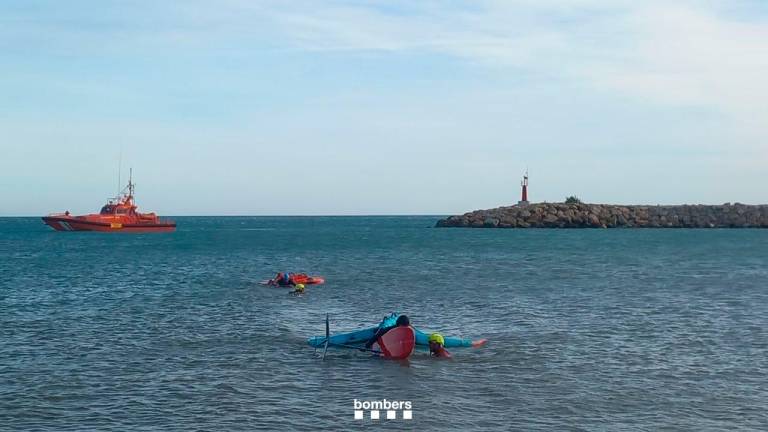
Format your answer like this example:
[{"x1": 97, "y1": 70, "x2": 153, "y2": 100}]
[{"x1": 0, "y1": 214, "x2": 449, "y2": 218}]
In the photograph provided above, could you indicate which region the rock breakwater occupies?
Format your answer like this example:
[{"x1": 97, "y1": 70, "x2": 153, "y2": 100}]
[{"x1": 436, "y1": 203, "x2": 768, "y2": 228}]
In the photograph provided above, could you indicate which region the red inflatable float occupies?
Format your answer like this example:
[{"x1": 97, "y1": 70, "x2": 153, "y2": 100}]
[
  {"x1": 291, "y1": 274, "x2": 325, "y2": 285},
  {"x1": 261, "y1": 273, "x2": 325, "y2": 286}
]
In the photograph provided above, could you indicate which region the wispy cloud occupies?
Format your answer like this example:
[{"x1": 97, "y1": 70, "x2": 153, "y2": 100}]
[
  {"x1": 240, "y1": 0, "x2": 768, "y2": 128},
  {"x1": 2, "y1": 0, "x2": 766, "y2": 213},
  {"x1": 7, "y1": 0, "x2": 766, "y2": 121},
  {"x1": 4, "y1": 1, "x2": 766, "y2": 145}
]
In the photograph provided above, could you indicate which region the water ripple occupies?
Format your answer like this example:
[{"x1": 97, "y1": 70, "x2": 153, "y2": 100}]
[{"x1": 1, "y1": 217, "x2": 767, "y2": 431}]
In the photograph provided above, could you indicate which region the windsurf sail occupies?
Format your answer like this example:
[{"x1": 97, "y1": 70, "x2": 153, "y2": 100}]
[{"x1": 375, "y1": 326, "x2": 415, "y2": 360}]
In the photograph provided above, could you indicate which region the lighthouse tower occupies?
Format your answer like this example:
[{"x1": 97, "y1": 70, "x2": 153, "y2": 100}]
[{"x1": 518, "y1": 170, "x2": 529, "y2": 206}]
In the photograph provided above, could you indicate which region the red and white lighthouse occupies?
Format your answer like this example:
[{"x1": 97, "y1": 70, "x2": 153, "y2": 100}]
[{"x1": 518, "y1": 170, "x2": 529, "y2": 206}]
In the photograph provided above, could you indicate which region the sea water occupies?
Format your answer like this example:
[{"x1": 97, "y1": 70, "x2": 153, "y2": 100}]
[{"x1": 1, "y1": 217, "x2": 767, "y2": 431}]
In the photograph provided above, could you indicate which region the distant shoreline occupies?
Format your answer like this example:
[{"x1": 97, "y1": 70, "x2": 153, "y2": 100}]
[{"x1": 436, "y1": 203, "x2": 768, "y2": 228}]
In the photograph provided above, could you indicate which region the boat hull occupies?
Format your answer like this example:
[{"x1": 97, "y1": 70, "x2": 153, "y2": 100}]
[{"x1": 42, "y1": 216, "x2": 175, "y2": 233}]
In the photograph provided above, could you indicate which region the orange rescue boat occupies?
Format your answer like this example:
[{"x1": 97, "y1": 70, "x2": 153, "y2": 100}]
[{"x1": 42, "y1": 171, "x2": 175, "y2": 233}]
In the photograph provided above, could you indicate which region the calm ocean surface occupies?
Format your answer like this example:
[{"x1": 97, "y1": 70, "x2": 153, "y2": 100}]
[{"x1": 1, "y1": 216, "x2": 767, "y2": 431}]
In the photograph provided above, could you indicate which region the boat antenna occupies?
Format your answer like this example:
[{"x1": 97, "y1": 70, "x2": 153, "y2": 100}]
[
  {"x1": 117, "y1": 150, "x2": 122, "y2": 199},
  {"x1": 129, "y1": 168, "x2": 134, "y2": 201}
]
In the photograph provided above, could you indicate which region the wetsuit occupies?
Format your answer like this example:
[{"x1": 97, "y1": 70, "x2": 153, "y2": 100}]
[
  {"x1": 365, "y1": 315, "x2": 410, "y2": 349},
  {"x1": 430, "y1": 346, "x2": 452, "y2": 358},
  {"x1": 276, "y1": 273, "x2": 294, "y2": 287},
  {"x1": 364, "y1": 326, "x2": 396, "y2": 349}
]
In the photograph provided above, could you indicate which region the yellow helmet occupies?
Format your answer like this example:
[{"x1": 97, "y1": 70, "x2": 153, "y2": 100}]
[
  {"x1": 428, "y1": 333, "x2": 445, "y2": 346},
  {"x1": 296, "y1": 284, "x2": 305, "y2": 290}
]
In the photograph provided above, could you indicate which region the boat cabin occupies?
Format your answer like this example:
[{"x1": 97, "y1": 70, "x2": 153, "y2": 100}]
[{"x1": 100, "y1": 202, "x2": 134, "y2": 215}]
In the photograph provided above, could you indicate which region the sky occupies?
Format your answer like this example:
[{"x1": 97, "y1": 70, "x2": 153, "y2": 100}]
[{"x1": 1, "y1": 0, "x2": 766, "y2": 216}]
